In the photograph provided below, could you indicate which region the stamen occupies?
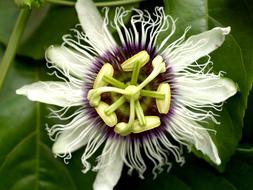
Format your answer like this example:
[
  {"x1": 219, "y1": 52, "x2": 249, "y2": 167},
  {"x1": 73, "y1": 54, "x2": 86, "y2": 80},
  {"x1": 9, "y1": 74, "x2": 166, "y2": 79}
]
[
  {"x1": 121, "y1": 50, "x2": 150, "y2": 71},
  {"x1": 103, "y1": 75, "x2": 126, "y2": 89},
  {"x1": 140, "y1": 89, "x2": 165, "y2": 99},
  {"x1": 131, "y1": 61, "x2": 141, "y2": 85},
  {"x1": 135, "y1": 101, "x2": 146, "y2": 126},
  {"x1": 137, "y1": 55, "x2": 166, "y2": 90},
  {"x1": 95, "y1": 102, "x2": 118, "y2": 127},
  {"x1": 93, "y1": 63, "x2": 114, "y2": 88},
  {"x1": 87, "y1": 52, "x2": 171, "y2": 136},
  {"x1": 105, "y1": 96, "x2": 126, "y2": 115},
  {"x1": 126, "y1": 97, "x2": 136, "y2": 128},
  {"x1": 124, "y1": 85, "x2": 140, "y2": 100},
  {"x1": 156, "y1": 83, "x2": 171, "y2": 114},
  {"x1": 114, "y1": 122, "x2": 131, "y2": 136},
  {"x1": 152, "y1": 55, "x2": 163, "y2": 68},
  {"x1": 132, "y1": 116, "x2": 161, "y2": 133},
  {"x1": 87, "y1": 86, "x2": 127, "y2": 107},
  {"x1": 114, "y1": 98, "x2": 136, "y2": 136}
]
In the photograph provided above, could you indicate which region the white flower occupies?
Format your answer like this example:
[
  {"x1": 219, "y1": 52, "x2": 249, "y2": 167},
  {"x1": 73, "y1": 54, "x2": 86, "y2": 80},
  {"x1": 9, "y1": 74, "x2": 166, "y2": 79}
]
[{"x1": 16, "y1": 0, "x2": 237, "y2": 189}]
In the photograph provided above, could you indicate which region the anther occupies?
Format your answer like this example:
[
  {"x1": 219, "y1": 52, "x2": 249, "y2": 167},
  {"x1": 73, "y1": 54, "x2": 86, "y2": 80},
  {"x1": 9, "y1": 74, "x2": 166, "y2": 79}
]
[
  {"x1": 114, "y1": 122, "x2": 132, "y2": 136},
  {"x1": 152, "y1": 55, "x2": 163, "y2": 66},
  {"x1": 152, "y1": 55, "x2": 166, "y2": 73},
  {"x1": 156, "y1": 83, "x2": 171, "y2": 114},
  {"x1": 95, "y1": 102, "x2": 118, "y2": 127},
  {"x1": 87, "y1": 89, "x2": 101, "y2": 107},
  {"x1": 121, "y1": 50, "x2": 150, "y2": 71},
  {"x1": 132, "y1": 116, "x2": 161, "y2": 133},
  {"x1": 93, "y1": 63, "x2": 114, "y2": 88},
  {"x1": 87, "y1": 51, "x2": 171, "y2": 136},
  {"x1": 137, "y1": 58, "x2": 166, "y2": 90}
]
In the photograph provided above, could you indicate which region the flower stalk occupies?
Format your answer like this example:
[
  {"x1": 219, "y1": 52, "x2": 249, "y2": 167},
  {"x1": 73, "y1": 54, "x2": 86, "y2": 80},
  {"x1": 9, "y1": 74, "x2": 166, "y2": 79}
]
[
  {"x1": 0, "y1": 8, "x2": 31, "y2": 91},
  {"x1": 45, "y1": 0, "x2": 147, "y2": 7}
]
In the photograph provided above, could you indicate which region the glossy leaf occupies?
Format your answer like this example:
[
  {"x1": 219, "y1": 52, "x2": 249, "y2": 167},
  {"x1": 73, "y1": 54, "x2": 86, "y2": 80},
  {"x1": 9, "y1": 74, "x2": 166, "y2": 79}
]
[
  {"x1": 116, "y1": 154, "x2": 253, "y2": 190},
  {"x1": 163, "y1": 0, "x2": 253, "y2": 170},
  {"x1": 0, "y1": 0, "x2": 138, "y2": 60},
  {"x1": 0, "y1": 1, "x2": 19, "y2": 45},
  {"x1": 208, "y1": 0, "x2": 253, "y2": 147},
  {"x1": 0, "y1": 51, "x2": 96, "y2": 189},
  {"x1": 207, "y1": 0, "x2": 253, "y2": 169},
  {"x1": 0, "y1": 1, "x2": 78, "y2": 60},
  {"x1": 242, "y1": 88, "x2": 253, "y2": 144}
]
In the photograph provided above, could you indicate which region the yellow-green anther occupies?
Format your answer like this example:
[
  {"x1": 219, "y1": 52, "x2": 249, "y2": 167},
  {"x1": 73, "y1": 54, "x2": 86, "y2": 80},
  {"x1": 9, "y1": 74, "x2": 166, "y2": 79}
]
[
  {"x1": 152, "y1": 55, "x2": 166, "y2": 73},
  {"x1": 114, "y1": 122, "x2": 131, "y2": 136},
  {"x1": 103, "y1": 75, "x2": 126, "y2": 89},
  {"x1": 121, "y1": 50, "x2": 150, "y2": 71},
  {"x1": 160, "y1": 62, "x2": 166, "y2": 73},
  {"x1": 152, "y1": 55, "x2": 163, "y2": 66},
  {"x1": 132, "y1": 116, "x2": 161, "y2": 133},
  {"x1": 156, "y1": 83, "x2": 171, "y2": 114},
  {"x1": 93, "y1": 63, "x2": 114, "y2": 88},
  {"x1": 87, "y1": 52, "x2": 169, "y2": 134},
  {"x1": 87, "y1": 89, "x2": 101, "y2": 107},
  {"x1": 135, "y1": 101, "x2": 146, "y2": 126},
  {"x1": 140, "y1": 89, "x2": 165, "y2": 99},
  {"x1": 105, "y1": 96, "x2": 126, "y2": 115},
  {"x1": 95, "y1": 102, "x2": 118, "y2": 127}
]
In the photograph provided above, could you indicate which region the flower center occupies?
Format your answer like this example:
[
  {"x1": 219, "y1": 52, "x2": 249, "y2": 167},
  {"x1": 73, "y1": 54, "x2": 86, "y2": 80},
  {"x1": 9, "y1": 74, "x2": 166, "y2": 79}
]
[
  {"x1": 87, "y1": 50, "x2": 171, "y2": 136},
  {"x1": 124, "y1": 85, "x2": 140, "y2": 100}
]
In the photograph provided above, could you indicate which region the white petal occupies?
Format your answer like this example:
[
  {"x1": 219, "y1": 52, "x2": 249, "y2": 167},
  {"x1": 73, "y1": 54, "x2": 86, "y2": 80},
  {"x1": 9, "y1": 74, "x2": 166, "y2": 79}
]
[
  {"x1": 169, "y1": 114, "x2": 221, "y2": 165},
  {"x1": 46, "y1": 45, "x2": 90, "y2": 79},
  {"x1": 169, "y1": 27, "x2": 231, "y2": 72},
  {"x1": 16, "y1": 81, "x2": 83, "y2": 107},
  {"x1": 75, "y1": 0, "x2": 116, "y2": 54},
  {"x1": 194, "y1": 130, "x2": 221, "y2": 165},
  {"x1": 178, "y1": 76, "x2": 238, "y2": 104},
  {"x1": 52, "y1": 115, "x2": 90, "y2": 154},
  {"x1": 93, "y1": 141, "x2": 124, "y2": 190}
]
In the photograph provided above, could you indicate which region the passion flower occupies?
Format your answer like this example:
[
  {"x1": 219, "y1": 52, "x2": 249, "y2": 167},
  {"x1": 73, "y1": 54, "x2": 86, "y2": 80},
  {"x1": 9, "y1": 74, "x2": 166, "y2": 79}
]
[{"x1": 16, "y1": 0, "x2": 238, "y2": 189}]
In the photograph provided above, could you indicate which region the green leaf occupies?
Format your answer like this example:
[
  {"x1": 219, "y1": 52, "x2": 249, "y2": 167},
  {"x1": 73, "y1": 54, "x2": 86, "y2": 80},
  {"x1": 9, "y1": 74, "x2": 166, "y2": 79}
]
[
  {"x1": 0, "y1": 1, "x2": 78, "y2": 60},
  {"x1": 0, "y1": 0, "x2": 139, "y2": 60},
  {"x1": 0, "y1": 1, "x2": 19, "y2": 45},
  {"x1": 207, "y1": 0, "x2": 253, "y2": 169},
  {"x1": 116, "y1": 153, "x2": 253, "y2": 190},
  {"x1": 18, "y1": 5, "x2": 78, "y2": 60},
  {"x1": 242, "y1": 88, "x2": 253, "y2": 144},
  {"x1": 208, "y1": 0, "x2": 253, "y2": 144},
  {"x1": 163, "y1": 0, "x2": 208, "y2": 36},
  {"x1": 163, "y1": 0, "x2": 253, "y2": 170},
  {"x1": 0, "y1": 47, "x2": 96, "y2": 189}
]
